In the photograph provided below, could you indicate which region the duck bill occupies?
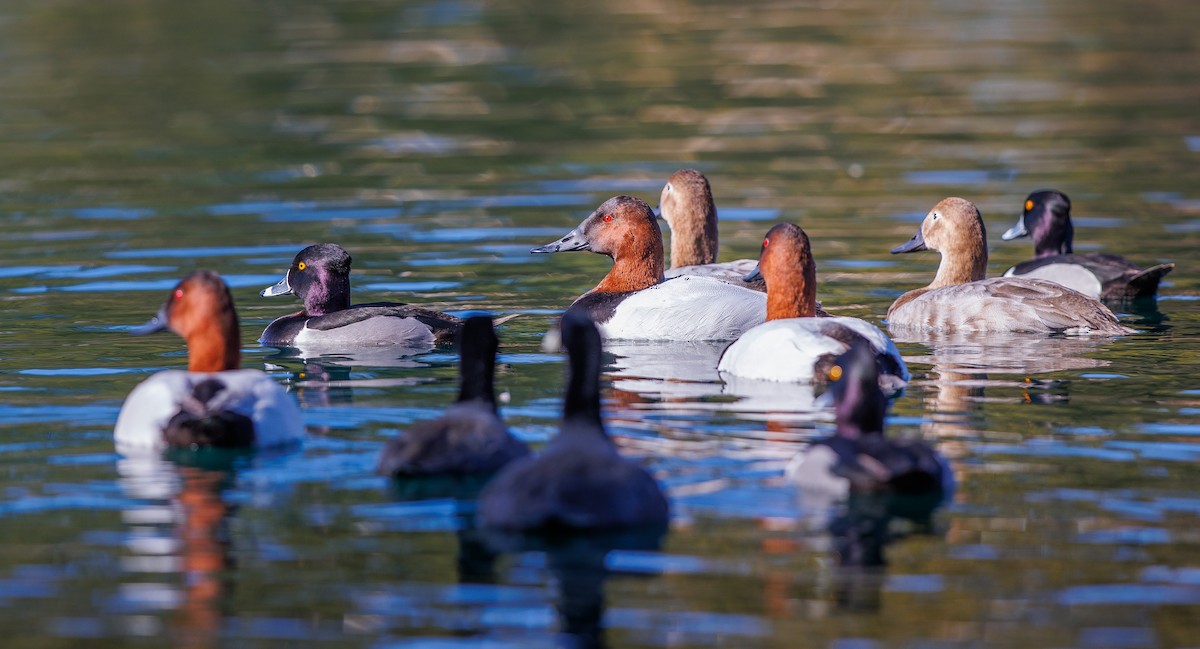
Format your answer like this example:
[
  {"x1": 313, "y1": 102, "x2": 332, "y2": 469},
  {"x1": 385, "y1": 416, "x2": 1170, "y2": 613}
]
[
  {"x1": 130, "y1": 305, "x2": 169, "y2": 335},
  {"x1": 652, "y1": 207, "x2": 663, "y2": 220},
  {"x1": 531, "y1": 225, "x2": 590, "y2": 254},
  {"x1": 890, "y1": 229, "x2": 928, "y2": 254},
  {"x1": 260, "y1": 275, "x2": 294, "y2": 297},
  {"x1": 1001, "y1": 214, "x2": 1029, "y2": 241},
  {"x1": 742, "y1": 264, "x2": 763, "y2": 283}
]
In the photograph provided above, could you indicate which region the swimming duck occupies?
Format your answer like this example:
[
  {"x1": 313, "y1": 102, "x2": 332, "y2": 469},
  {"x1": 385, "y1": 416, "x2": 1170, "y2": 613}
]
[
  {"x1": 1000, "y1": 189, "x2": 1175, "y2": 301},
  {"x1": 114, "y1": 270, "x2": 304, "y2": 452},
  {"x1": 477, "y1": 310, "x2": 670, "y2": 531},
  {"x1": 376, "y1": 316, "x2": 530, "y2": 476},
  {"x1": 260, "y1": 243, "x2": 462, "y2": 349},
  {"x1": 718, "y1": 223, "x2": 908, "y2": 390},
  {"x1": 786, "y1": 342, "x2": 952, "y2": 496},
  {"x1": 531, "y1": 196, "x2": 766, "y2": 341},
  {"x1": 888, "y1": 197, "x2": 1133, "y2": 335},
  {"x1": 658, "y1": 168, "x2": 761, "y2": 286}
]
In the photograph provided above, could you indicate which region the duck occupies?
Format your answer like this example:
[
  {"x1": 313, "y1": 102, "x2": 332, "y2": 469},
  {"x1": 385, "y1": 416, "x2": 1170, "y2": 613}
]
[
  {"x1": 114, "y1": 270, "x2": 304, "y2": 452},
  {"x1": 658, "y1": 169, "x2": 762, "y2": 287},
  {"x1": 259, "y1": 243, "x2": 462, "y2": 349},
  {"x1": 888, "y1": 197, "x2": 1134, "y2": 335},
  {"x1": 786, "y1": 342, "x2": 952, "y2": 496},
  {"x1": 718, "y1": 223, "x2": 908, "y2": 391},
  {"x1": 1000, "y1": 189, "x2": 1175, "y2": 301},
  {"x1": 530, "y1": 195, "x2": 766, "y2": 341},
  {"x1": 376, "y1": 316, "x2": 530, "y2": 476},
  {"x1": 477, "y1": 310, "x2": 670, "y2": 532}
]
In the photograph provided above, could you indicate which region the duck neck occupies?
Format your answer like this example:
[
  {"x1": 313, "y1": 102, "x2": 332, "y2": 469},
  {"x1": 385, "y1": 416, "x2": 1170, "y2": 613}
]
[
  {"x1": 766, "y1": 251, "x2": 818, "y2": 320},
  {"x1": 668, "y1": 208, "x2": 718, "y2": 268},
  {"x1": 1033, "y1": 215, "x2": 1073, "y2": 258},
  {"x1": 593, "y1": 239, "x2": 664, "y2": 294},
  {"x1": 304, "y1": 270, "x2": 351, "y2": 316},
  {"x1": 456, "y1": 338, "x2": 497, "y2": 411},
  {"x1": 929, "y1": 245, "x2": 987, "y2": 288},
  {"x1": 562, "y1": 340, "x2": 606, "y2": 439},
  {"x1": 187, "y1": 316, "x2": 241, "y2": 372}
]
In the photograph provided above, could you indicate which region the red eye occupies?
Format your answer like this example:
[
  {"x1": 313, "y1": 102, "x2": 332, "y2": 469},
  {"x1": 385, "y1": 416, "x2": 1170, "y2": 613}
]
[
  {"x1": 602, "y1": 214, "x2": 613, "y2": 223},
  {"x1": 173, "y1": 288, "x2": 184, "y2": 300},
  {"x1": 763, "y1": 238, "x2": 770, "y2": 247}
]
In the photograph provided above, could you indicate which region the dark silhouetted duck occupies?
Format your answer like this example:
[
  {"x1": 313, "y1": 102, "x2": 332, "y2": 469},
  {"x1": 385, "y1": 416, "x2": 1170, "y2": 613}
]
[
  {"x1": 477, "y1": 310, "x2": 670, "y2": 531},
  {"x1": 719, "y1": 223, "x2": 908, "y2": 391},
  {"x1": 888, "y1": 197, "x2": 1133, "y2": 335},
  {"x1": 260, "y1": 243, "x2": 462, "y2": 349},
  {"x1": 376, "y1": 316, "x2": 529, "y2": 476},
  {"x1": 531, "y1": 196, "x2": 765, "y2": 341},
  {"x1": 1001, "y1": 189, "x2": 1174, "y2": 301},
  {"x1": 114, "y1": 270, "x2": 304, "y2": 452},
  {"x1": 787, "y1": 343, "x2": 953, "y2": 496}
]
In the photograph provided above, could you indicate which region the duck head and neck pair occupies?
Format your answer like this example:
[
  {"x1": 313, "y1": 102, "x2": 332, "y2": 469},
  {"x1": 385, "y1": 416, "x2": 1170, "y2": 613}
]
[
  {"x1": 133, "y1": 270, "x2": 241, "y2": 373},
  {"x1": 260, "y1": 243, "x2": 353, "y2": 316},
  {"x1": 891, "y1": 197, "x2": 990, "y2": 290},
  {"x1": 658, "y1": 168, "x2": 719, "y2": 269},
  {"x1": 1001, "y1": 189, "x2": 1074, "y2": 257},
  {"x1": 531, "y1": 196, "x2": 665, "y2": 294},
  {"x1": 743, "y1": 223, "x2": 819, "y2": 320}
]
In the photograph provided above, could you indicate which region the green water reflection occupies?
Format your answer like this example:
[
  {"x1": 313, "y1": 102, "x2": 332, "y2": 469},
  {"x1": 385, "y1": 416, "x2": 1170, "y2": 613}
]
[{"x1": 0, "y1": 0, "x2": 1198, "y2": 647}]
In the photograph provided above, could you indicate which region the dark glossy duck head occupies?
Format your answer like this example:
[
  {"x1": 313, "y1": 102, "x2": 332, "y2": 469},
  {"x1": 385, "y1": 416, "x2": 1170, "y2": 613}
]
[
  {"x1": 1001, "y1": 189, "x2": 1073, "y2": 257},
  {"x1": 133, "y1": 270, "x2": 241, "y2": 373},
  {"x1": 827, "y1": 342, "x2": 888, "y2": 439},
  {"x1": 261, "y1": 243, "x2": 353, "y2": 316}
]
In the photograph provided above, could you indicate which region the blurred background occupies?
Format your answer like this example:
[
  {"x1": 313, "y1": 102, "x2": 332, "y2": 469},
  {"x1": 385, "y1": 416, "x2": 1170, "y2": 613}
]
[{"x1": 0, "y1": 0, "x2": 1198, "y2": 647}]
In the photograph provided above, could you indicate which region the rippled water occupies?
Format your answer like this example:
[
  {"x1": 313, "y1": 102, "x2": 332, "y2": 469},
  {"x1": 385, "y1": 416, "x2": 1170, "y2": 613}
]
[{"x1": 1, "y1": 0, "x2": 1198, "y2": 647}]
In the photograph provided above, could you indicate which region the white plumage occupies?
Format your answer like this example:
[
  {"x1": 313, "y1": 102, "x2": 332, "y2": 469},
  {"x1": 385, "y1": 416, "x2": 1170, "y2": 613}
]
[{"x1": 595, "y1": 275, "x2": 766, "y2": 341}]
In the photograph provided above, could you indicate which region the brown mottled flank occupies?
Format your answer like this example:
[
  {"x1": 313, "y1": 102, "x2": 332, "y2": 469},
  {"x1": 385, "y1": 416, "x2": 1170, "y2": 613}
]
[{"x1": 889, "y1": 197, "x2": 1133, "y2": 335}]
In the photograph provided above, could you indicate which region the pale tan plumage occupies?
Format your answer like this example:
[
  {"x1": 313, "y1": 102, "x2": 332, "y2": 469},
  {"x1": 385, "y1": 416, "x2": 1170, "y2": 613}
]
[{"x1": 888, "y1": 197, "x2": 1133, "y2": 335}]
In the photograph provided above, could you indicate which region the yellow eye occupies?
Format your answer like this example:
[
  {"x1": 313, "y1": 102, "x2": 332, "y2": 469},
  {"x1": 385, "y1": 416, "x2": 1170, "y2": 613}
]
[
  {"x1": 829, "y1": 365, "x2": 843, "y2": 381},
  {"x1": 297, "y1": 261, "x2": 307, "y2": 271},
  {"x1": 1024, "y1": 199, "x2": 1034, "y2": 212}
]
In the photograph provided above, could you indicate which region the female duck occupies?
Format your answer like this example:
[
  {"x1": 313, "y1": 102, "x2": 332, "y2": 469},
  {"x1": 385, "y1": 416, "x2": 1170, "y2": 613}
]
[
  {"x1": 478, "y1": 310, "x2": 669, "y2": 531},
  {"x1": 717, "y1": 223, "x2": 908, "y2": 391},
  {"x1": 787, "y1": 343, "x2": 953, "y2": 496},
  {"x1": 1000, "y1": 189, "x2": 1174, "y2": 300},
  {"x1": 114, "y1": 270, "x2": 304, "y2": 452},
  {"x1": 659, "y1": 169, "x2": 761, "y2": 287},
  {"x1": 531, "y1": 195, "x2": 765, "y2": 341},
  {"x1": 376, "y1": 316, "x2": 530, "y2": 476},
  {"x1": 888, "y1": 197, "x2": 1133, "y2": 335},
  {"x1": 260, "y1": 243, "x2": 462, "y2": 349}
]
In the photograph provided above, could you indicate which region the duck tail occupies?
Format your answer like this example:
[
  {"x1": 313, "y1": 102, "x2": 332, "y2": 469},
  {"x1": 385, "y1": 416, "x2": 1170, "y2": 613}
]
[{"x1": 1124, "y1": 263, "x2": 1175, "y2": 298}]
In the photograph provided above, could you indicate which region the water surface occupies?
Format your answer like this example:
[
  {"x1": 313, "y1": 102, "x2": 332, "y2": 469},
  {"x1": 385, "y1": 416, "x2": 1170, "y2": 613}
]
[{"x1": 0, "y1": 0, "x2": 1198, "y2": 647}]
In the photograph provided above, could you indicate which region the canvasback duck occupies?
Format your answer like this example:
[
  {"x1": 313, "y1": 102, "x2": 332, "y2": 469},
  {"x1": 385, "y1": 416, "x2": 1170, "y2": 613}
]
[
  {"x1": 477, "y1": 310, "x2": 670, "y2": 531},
  {"x1": 531, "y1": 195, "x2": 766, "y2": 341},
  {"x1": 260, "y1": 243, "x2": 462, "y2": 349},
  {"x1": 658, "y1": 168, "x2": 761, "y2": 287},
  {"x1": 376, "y1": 316, "x2": 529, "y2": 476},
  {"x1": 114, "y1": 270, "x2": 304, "y2": 452},
  {"x1": 1000, "y1": 189, "x2": 1175, "y2": 301},
  {"x1": 888, "y1": 197, "x2": 1133, "y2": 335},
  {"x1": 787, "y1": 343, "x2": 953, "y2": 496},
  {"x1": 718, "y1": 223, "x2": 908, "y2": 391}
]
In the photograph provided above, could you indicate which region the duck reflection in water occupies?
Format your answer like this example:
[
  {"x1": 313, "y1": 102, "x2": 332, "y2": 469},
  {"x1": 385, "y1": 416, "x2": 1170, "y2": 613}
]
[{"x1": 116, "y1": 451, "x2": 249, "y2": 649}]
